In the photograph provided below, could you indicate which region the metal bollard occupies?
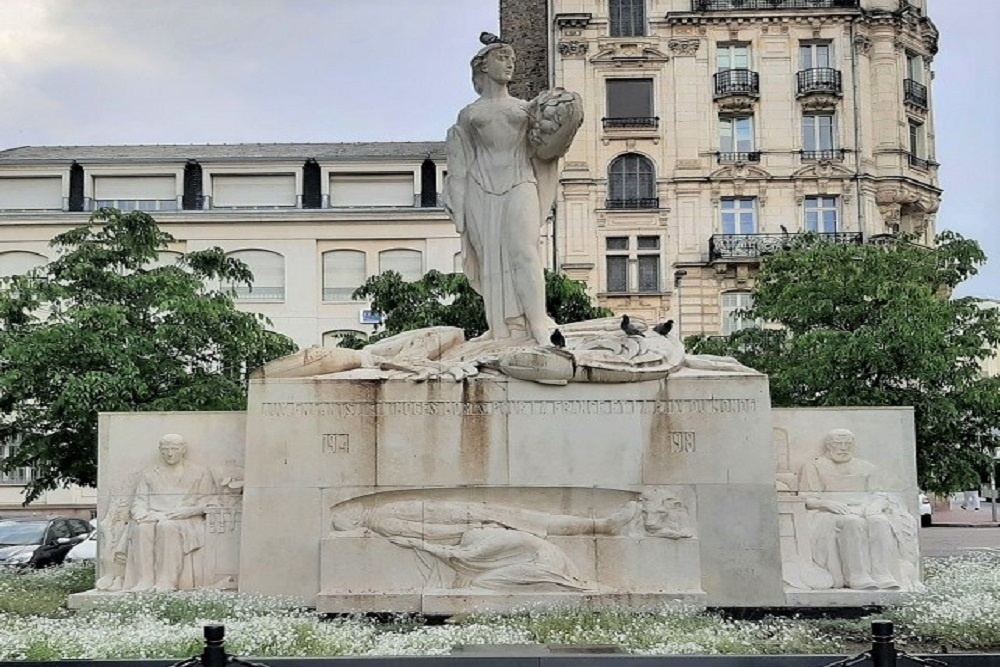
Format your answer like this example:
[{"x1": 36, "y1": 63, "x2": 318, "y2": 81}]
[
  {"x1": 201, "y1": 624, "x2": 228, "y2": 667},
  {"x1": 870, "y1": 620, "x2": 897, "y2": 667}
]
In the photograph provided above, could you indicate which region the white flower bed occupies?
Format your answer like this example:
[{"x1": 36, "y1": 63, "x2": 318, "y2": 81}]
[{"x1": 0, "y1": 554, "x2": 997, "y2": 660}]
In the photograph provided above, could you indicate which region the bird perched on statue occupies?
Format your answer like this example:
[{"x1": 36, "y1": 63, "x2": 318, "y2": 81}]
[
  {"x1": 480, "y1": 32, "x2": 506, "y2": 45},
  {"x1": 653, "y1": 320, "x2": 674, "y2": 336},
  {"x1": 620, "y1": 315, "x2": 645, "y2": 337},
  {"x1": 549, "y1": 328, "x2": 566, "y2": 349}
]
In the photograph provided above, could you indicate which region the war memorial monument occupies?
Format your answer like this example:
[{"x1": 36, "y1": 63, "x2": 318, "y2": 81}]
[{"x1": 72, "y1": 34, "x2": 923, "y2": 614}]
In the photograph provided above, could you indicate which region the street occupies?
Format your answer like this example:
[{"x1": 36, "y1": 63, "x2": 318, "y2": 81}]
[{"x1": 921, "y1": 526, "x2": 1000, "y2": 558}]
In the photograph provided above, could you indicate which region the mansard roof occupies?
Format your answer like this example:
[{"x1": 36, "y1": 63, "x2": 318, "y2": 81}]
[{"x1": 0, "y1": 142, "x2": 446, "y2": 164}]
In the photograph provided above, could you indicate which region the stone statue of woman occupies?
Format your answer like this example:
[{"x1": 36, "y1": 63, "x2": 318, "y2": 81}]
[{"x1": 443, "y1": 33, "x2": 583, "y2": 345}]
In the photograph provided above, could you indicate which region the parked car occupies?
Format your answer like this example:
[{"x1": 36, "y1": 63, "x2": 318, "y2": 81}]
[
  {"x1": 919, "y1": 493, "x2": 933, "y2": 527},
  {"x1": 0, "y1": 517, "x2": 92, "y2": 568},
  {"x1": 64, "y1": 529, "x2": 97, "y2": 562}
]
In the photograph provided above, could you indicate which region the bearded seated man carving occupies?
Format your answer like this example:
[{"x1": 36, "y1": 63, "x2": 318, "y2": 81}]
[
  {"x1": 798, "y1": 429, "x2": 919, "y2": 591},
  {"x1": 119, "y1": 434, "x2": 215, "y2": 593}
]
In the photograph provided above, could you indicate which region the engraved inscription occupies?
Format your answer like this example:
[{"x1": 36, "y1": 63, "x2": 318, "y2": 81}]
[
  {"x1": 262, "y1": 398, "x2": 757, "y2": 418},
  {"x1": 322, "y1": 433, "x2": 350, "y2": 454},
  {"x1": 669, "y1": 432, "x2": 696, "y2": 454}
]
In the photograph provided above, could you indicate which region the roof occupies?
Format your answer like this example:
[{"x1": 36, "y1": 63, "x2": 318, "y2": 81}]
[{"x1": 0, "y1": 142, "x2": 447, "y2": 164}]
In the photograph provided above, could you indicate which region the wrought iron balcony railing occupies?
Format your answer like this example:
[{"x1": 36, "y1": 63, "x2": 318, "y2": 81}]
[
  {"x1": 717, "y1": 151, "x2": 761, "y2": 163},
  {"x1": 796, "y1": 68, "x2": 842, "y2": 96},
  {"x1": 603, "y1": 117, "x2": 660, "y2": 130},
  {"x1": 709, "y1": 231, "x2": 863, "y2": 260},
  {"x1": 904, "y1": 79, "x2": 928, "y2": 109},
  {"x1": 606, "y1": 197, "x2": 660, "y2": 210},
  {"x1": 694, "y1": 0, "x2": 859, "y2": 10},
  {"x1": 908, "y1": 154, "x2": 931, "y2": 170},
  {"x1": 801, "y1": 148, "x2": 846, "y2": 161},
  {"x1": 714, "y1": 69, "x2": 760, "y2": 98}
]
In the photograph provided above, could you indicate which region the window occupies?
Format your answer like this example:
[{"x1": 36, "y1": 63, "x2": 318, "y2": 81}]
[
  {"x1": 605, "y1": 79, "x2": 654, "y2": 126},
  {"x1": 329, "y1": 173, "x2": 415, "y2": 207},
  {"x1": 609, "y1": 0, "x2": 645, "y2": 37},
  {"x1": 0, "y1": 251, "x2": 47, "y2": 278},
  {"x1": 93, "y1": 176, "x2": 177, "y2": 212},
  {"x1": 721, "y1": 291, "x2": 756, "y2": 336},
  {"x1": 212, "y1": 175, "x2": 296, "y2": 208},
  {"x1": 0, "y1": 178, "x2": 62, "y2": 211},
  {"x1": 0, "y1": 438, "x2": 31, "y2": 486},
  {"x1": 717, "y1": 43, "x2": 750, "y2": 71},
  {"x1": 721, "y1": 198, "x2": 757, "y2": 235},
  {"x1": 799, "y1": 42, "x2": 833, "y2": 70},
  {"x1": 906, "y1": 52, "x2": 924, "y2": 85},
  {"x1": 146, "y1": 251, "x2": 184, "y2": 271},
  {"x1": 804, "y1": 196, "x2": 839, "y2": 233},
  {"x1": 379, "y1": 249, "x2": 423, "y2": 281},
  {"x1": 323, "y1": 250, "x2": 366, "y2": 301},
  {"x1": 607, "y1": 154, "x2": 656, "y2": 208},
  {"x1": 606, "y1": 237, "x2": 629, "y2": 293},
  {"x1": 604, "y1": 235, "x2": 662, "y2": 293},
  {"x1": 637, "y1": 236, "x2": 660, "y2": 293},
  {"x1": 909, "y1": 120, "x2": 925, "y2": 158},
  {"x1": 226, "y1": 250, "x2": 285, "y2": 301},
  {"x1": 720, "y1": 117, "x2": 755, "y2": 153},
  {"x1": 802, "y1": 114, "x2": 836, "y2": 156}
]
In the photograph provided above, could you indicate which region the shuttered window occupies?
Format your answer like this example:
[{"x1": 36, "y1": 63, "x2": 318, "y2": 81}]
[
  {"x1": 379, "y1": 249, "x2": 423, "y2": 281},
  {"x1": 0, "y1": 178, "x2": 62, "y2": 210},
  {"x1": 329, "y1": 174, "x2": 414, "y2": 207},
  {"x1": 212, "y1": 175, "x2": 296, "y2": 208},
  {"x1": 323, "y1": 250, "x2": 366, "y2": 301},
  {"x1": 226, "y1": 250, "x2": 285, "y2": 301},
  {"x1": 0, "y1": 251, "x2": 47, "y2": 277}
]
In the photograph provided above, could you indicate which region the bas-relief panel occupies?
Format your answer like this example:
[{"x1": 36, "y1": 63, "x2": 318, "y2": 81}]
[
  {"x1": 771, "y1": 410, "x2": 922, "y2": 595},
  {"x1": 322, "y1": 486, "x2": 697, "y2": 595},
  {"x1": 95, "y1": 413, "x2": 246, "y2": 593}
]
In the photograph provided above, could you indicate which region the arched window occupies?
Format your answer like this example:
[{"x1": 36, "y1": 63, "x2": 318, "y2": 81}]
[
  {"x1": 323, "y1": 330, "x2": 367, "y2": 348},
  {"x1": 0, "y1": 251, "x2": 47, "y2": 277},
  {"x1": 226, "y1": 249, "x2": 284, "y2": 302},
  {"x1": 607, "y1": 154, "x2": 656, "y2": 209},
  {"x1": 323, "y1": 250, "x2": 366, "y2": 301},
  {"x1": 379, "y1": 249, "x2": 423, "y2": 281},
  {"x1": 720, "y1": 291, "x2": 758, "y2": 336},
  {"x1": 146, "y1": 250, "x2": 184, "y2": 270},
  {"x1": 609, "y1": 0, "x2": 645, "y2": 37}
]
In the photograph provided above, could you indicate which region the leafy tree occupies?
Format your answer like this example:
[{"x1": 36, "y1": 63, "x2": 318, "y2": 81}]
[
  {"x1": 343, "y1": 268, "x2": 611, "y2": 348},
  {"x1": 0, "y1": 209, "x2": 297, "y2": 500},
  {"x1": 688, "y1": 232, "x2": 1000, "y2": 495}
]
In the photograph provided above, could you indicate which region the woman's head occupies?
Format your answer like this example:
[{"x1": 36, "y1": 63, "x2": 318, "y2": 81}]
[{"x1": 471, "y1": 43, "x2": 516, "y2": 94}]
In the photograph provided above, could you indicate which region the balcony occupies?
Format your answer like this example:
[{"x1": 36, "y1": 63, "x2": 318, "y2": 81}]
[
  {"x1": 693, "y1": 0, "x2": 859, "y2": 10},
  {"x1": 908, "y1": 154, "x2": 931, "y2": 170},
  {"x1": 714, "y1": 69, "x2": 760, "y2": 99},
  {"x1": 801, "y1": 148, "x2": 846, "y2": 161},
  {"x1": 796, "y1": 68, "x2": 842, "y2": 96},
  {"x1": 709, "y1": 231, "x2": 863, "y2": 261},
  {"x1": 606, "y1": 197, "x2": 659, "y2": 210},
  {"x1": 717, "y1": 151, "x2": 761, "y2": 164},
  {"x1": 904, "y1": 79, "x2": 928, "y2": 110},
  {"x1": 603, "y1": 117, "x2": 659, "y2": 130}
]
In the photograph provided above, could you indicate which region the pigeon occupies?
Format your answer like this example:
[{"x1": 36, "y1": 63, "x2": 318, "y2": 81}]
[
  {"x1": 653, "y1": 319, "x2": 674, "y2": 336},
  {"x1": 620, "y1": 314, "x2": 645, "y2": 337},
  {"x1": 480, "y1": 32, "x2": 505, "y2": 45},
  {"x1": 549, "y1": 328, "x2": 566, "y2": 349},
  {"x1": 779, "y1": 224, "x2": 788, "y2": 235}
]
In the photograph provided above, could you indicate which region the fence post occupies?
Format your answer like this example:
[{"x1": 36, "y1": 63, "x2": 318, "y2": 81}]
[
  {"x1": 870, "y1": 620, "x2": 897, "y2": 667},
  {"x1": 201, "y1": 624, "x2": 228, "y2": 667}
]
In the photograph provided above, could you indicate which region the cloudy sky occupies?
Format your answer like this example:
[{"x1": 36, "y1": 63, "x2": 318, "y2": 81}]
[{"x1": 0, "y1": 1, "x2": 995, "y2": 298}]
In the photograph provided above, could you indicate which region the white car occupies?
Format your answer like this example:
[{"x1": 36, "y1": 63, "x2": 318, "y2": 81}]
[
  {"x1": 919, "y1": 493, "x2": 933, "y2": 527},
  {"x1": 64, "y1": 530, "x2": 97, "y2": 562}
]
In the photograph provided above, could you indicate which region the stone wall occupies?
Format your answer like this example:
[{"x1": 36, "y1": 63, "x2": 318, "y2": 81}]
[{"x1": 500, "y1": 0, "x2": 549, "y2": 101}]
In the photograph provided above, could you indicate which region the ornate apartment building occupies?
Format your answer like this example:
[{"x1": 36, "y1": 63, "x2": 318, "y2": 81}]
[{"x1": 503, "y1": 0, "x2": 941, "y2": 336}]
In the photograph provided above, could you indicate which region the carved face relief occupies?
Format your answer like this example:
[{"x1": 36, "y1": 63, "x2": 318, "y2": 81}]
[
  {"x1": 484, "y1": 46, "x2": 515, "y2": 84},
  {"x1": 158, "y1": 439, "x2": 187, "y2": 466},
  {"x1": 824, "y1": 432, "x2": 856, "y2": 464}
]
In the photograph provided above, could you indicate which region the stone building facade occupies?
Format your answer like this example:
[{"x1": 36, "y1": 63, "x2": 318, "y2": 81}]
[{"x1": 502, "y1": 0, "x2": 941, "y2": 336}]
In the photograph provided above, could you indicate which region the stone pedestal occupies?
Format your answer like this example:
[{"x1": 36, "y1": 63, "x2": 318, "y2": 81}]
[{"x1": 237, "y1": 369, "x2": 786, "y2": 611}]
